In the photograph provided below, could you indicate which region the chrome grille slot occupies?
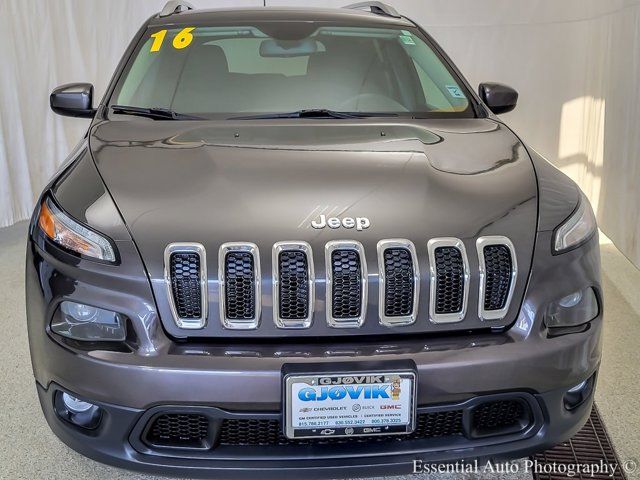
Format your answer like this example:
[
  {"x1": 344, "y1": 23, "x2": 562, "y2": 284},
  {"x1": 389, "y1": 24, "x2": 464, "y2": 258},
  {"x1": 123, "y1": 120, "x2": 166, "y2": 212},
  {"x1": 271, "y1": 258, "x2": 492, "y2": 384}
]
[
  {"x1": 434, "y1": 248, "x2": 464, "y2": 313},
  {"x1": 428, "y1": 238, "x2": 469, "y2": 324},
  {"x1": 483, "y1": 247, "x2": 512, "y2": 309},
  {"x1": 332, "y1": 251, "x2": 361, "y2": 317},
  {"x1": 171, "y1": 253, "x2": 202, "y2": 318},
  {"x1": 219, "y1": 243, "x2": 261, "y2": 330},
  {"x1": 325, "y1": 241, "x2": 367, "y2": 328},
  {"x1": 225, "y1": 253, "x2": 255, "y2": 319},
  {"x1": 273, "y1": 242, "x2": 314, "y2": 329},
  {"x1": 477, "y1": 236, "x2": 517, "y2": 321},
  {"x1": 377, "y1": 239, "x2": 419, "y2": 326},
  {"x1": 164, "y1": 243, "x2": 207, "y2": 330}
]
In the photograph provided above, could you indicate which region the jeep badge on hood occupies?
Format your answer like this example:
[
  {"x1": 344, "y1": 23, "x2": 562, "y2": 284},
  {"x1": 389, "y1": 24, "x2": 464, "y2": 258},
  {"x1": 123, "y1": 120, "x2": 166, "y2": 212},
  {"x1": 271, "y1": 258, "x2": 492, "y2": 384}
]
[{"x1": 311, "y1": 215, "x2": 371, "y2": 231}]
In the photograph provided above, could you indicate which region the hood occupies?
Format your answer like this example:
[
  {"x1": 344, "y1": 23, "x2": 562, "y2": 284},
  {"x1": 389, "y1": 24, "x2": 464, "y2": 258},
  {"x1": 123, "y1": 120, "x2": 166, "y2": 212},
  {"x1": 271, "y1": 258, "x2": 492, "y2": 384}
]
[{"x1": 89, "y1": 117, "x2": 537, "y2": 338}]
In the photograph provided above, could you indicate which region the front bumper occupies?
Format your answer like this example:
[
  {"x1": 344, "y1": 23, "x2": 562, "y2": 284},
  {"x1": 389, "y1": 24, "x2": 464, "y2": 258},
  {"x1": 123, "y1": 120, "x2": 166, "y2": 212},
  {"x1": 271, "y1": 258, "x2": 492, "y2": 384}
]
[
  {"x1": 31, "y1": 320, "x2": 601, "y2": 478},
  {"x1": 27, "y1": 230, "x2": 603, "y2": 477},
  {"x1": 36, "y1": 373, "x2": 596, "y2": 479}
]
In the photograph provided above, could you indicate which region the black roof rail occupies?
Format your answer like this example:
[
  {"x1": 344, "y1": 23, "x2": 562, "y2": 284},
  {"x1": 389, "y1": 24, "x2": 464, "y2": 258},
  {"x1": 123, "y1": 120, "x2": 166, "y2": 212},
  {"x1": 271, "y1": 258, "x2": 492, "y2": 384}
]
[
  {"x1": 343, "y1": 2, "x2": 401, "y2": 19},
  {"x1": 159, "y1": 0, "x2": 195, "y2": 18}
]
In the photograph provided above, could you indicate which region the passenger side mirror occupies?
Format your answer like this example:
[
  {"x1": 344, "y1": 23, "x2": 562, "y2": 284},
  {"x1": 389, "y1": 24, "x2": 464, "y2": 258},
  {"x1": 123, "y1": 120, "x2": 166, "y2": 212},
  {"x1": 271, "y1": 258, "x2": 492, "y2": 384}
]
[
  {"x1": 478, "y1": 82, "x2": 518, "y2": 115},
  {"x1": 50, "y1": 83, "x2": 96, "y2": 118}
]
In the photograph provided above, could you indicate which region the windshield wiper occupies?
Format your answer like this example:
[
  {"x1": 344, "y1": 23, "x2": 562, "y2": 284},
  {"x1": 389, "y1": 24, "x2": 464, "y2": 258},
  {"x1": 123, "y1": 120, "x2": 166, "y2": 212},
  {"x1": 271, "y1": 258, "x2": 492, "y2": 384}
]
[
  {"x1": 231, "y1": 109, "x2": 399, "y2": 120},
  {"x1": 110, "y1": 105, "x2": 203, "y2": 120}
]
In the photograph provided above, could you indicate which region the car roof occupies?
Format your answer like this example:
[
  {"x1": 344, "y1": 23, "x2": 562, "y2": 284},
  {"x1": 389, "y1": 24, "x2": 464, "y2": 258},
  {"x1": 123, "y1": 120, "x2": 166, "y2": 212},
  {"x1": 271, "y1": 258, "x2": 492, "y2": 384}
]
[{"x1": 148, "y1": 6, "x2": 416, "y2": 28}]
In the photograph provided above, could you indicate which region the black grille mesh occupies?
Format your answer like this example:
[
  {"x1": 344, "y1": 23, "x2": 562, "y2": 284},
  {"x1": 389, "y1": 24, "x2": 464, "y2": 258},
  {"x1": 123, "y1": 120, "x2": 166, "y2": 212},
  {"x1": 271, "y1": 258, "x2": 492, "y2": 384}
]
[
  {"x1": 434, "y1": 246, "x2": 464, "y2": 314},
  {"x1": 146, "y1": 413, "x2": 210, "y2": 449},
  {"x1": 219, "y1": 411, "x2": 463, "y2": 446},
  {"x1": 225, "y1": 252, "x2": 256, "y2": 320},
  {"x1": 383, "y1": 248, "x2": 414, "y2": 317},
  {"x1": 278, "y1": 251, "x2": 309, "y2": 320},
  {"x1": 471, "y1": 400, "x2": 526, "y2": 432},
  {"x1": 483, "y1": 245, "x2": 513, "y2": 311},
  {"x1": 142, "y1": 400, "x2": 532, "y2": 452},
  {"x1": 169, "y1": 252, "x2": 202, "y2": 319},
  {"x1": 331, "y1": 249, "x2": 362, "y2": 319}
]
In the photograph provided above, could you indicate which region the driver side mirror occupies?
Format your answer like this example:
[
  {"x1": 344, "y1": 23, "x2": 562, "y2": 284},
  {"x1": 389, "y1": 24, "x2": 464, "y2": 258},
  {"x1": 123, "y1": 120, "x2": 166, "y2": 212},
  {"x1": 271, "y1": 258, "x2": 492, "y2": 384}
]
[
  {"x1": 50, "y1": 83, "x2": 96, "y2": 118},
  {"x1": 478, "y1": 82, "x2": 518, "y2": 115}
]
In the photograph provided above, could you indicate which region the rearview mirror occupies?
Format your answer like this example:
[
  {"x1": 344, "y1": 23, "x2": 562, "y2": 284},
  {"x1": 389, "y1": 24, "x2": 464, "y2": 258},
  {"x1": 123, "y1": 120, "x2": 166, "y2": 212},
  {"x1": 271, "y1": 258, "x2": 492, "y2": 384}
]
[
  {"x1": 50, "y1": 83, "x2": 96, "y2": 118},
  {"x1": 260, "y1": 39, "x2": 319, "y2": 58},
  {"x1": 478, "y1": 82, "x2": 518, "y2": 115}
]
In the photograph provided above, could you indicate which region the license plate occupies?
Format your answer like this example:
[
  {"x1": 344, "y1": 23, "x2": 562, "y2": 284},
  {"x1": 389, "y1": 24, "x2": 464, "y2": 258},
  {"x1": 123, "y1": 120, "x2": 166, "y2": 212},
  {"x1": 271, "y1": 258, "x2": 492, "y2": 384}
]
[{"x1": 284, "y1": 371, "x2": 416, "y2": 439}]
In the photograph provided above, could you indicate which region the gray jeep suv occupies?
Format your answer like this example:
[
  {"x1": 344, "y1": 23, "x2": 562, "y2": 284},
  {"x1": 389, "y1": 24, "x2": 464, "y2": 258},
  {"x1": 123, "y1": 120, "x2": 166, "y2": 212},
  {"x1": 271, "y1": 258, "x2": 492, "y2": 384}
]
[{"x1": 27, "y1": 2, "x2": 601, "y2": 477}]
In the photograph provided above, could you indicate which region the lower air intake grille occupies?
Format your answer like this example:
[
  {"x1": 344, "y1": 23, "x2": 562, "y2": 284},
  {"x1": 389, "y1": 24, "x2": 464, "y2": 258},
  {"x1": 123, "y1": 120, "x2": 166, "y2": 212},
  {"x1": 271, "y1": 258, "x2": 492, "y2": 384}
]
[
  {"x1": 483, "y1": 245, "x2": 513, "y2": 311},
  {"x1": 434, "y1": 246, "x2": 465, "y2": 314},
  {"x1": 278, "y1": 251, "x2": 309, "y2": 320},
  {"x1": 145, "y1": 413, "x2": 211, "y2": 449},
  {"x1": 218, "y1": 411, "x2": 464, "y2": 446},
  {"x1": 225, "y1": 252, "x2": 256, "y2": 320},
  {"x1": 470, "y1": 399, "x2": 531, "y2": 438},
  {"x1": 331, "y1": 249, "x2": 362, "y2": 319},
  {"x1": 383, "y1": 248, "x2": 414, "y2": 317},
  {"x1": 169, "y1": 252, "x2": 202, "y2": 319}
]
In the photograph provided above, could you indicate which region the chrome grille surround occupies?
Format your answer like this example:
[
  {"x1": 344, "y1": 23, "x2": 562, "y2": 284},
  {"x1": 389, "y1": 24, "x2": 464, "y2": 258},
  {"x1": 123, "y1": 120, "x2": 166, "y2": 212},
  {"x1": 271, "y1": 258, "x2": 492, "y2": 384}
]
[
  {"x1": 427, "y1": 238, "x2": 470, "y2": 324},
  {"x1": 163, "y1": 243, "x2": 208, "y2": 329},
  {"x1": 376, "y1": 239, "x2": 420, "y2": 326},
  {"x1": 272, "y1": 241, "x2": 315, "y2": 329},
  {"x1": 325, "y1": 240, "x2": 368, "y2": 328},
  {"x1": 218, "y1": 243, "x2": 261, "y2": 330},
  {"x1": 476, "y1": 236, "x2": 517, "y2": 321}
]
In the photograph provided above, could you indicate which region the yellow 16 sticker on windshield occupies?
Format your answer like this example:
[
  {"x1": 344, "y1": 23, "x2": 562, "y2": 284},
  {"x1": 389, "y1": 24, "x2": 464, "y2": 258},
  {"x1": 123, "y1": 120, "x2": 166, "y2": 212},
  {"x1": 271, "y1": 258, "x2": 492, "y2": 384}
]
[{"x1": 150, "y1": 27, "x2": 195, "y2": 53}]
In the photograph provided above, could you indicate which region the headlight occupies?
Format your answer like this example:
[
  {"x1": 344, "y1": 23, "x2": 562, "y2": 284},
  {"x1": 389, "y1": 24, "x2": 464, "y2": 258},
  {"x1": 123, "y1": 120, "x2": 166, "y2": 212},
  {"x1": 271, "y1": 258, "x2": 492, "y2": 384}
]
[
  {"x1": 51, "y1": 301, "x2": 126, "y2": 342},
  {"x1": 545, "y1": 287, "x2": 599, "y2": 328},
  {"x1": 38, "y1": 196, "x2": 117, "y2": 262},
  {"x1": 553, "y1": 192, "x2": 597, "y2": 253}
]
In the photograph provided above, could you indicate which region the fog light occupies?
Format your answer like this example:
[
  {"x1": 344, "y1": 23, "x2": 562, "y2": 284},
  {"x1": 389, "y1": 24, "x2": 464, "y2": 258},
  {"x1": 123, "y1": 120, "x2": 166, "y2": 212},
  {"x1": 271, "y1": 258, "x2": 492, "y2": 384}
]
[
  {"x1": 563, "y1": 375, "x2": 595, "y2": 410},
  {"x1": 545, "y1": 287, "x2": 599, "y2": 328},
  {"x1": 51, "y1": 301, "x2": 126, "y2": 342},
  {"x1": 62, "y1": 393, "x2": 93, "y2": 413},
  {"x1": 567, "y1": 381, "x2": 587, "y2": 393},
  {"x1": 55, "y1": 391, "x2": 102, "y2": 429}
]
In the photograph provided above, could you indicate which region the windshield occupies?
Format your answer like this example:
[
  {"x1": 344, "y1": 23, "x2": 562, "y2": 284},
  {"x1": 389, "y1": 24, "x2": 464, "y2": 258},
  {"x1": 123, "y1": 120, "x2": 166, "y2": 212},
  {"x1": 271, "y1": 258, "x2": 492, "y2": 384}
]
[{"x1": 111, "y1": 22, "x2": 475, "y2": 119}]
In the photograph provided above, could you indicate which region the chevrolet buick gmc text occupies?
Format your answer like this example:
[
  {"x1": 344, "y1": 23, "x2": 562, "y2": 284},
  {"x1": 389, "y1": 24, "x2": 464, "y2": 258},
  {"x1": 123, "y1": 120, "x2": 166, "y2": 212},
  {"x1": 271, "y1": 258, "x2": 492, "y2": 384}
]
[{"x1": 27, "y1": 2, "x2": 602, "y2": 477}]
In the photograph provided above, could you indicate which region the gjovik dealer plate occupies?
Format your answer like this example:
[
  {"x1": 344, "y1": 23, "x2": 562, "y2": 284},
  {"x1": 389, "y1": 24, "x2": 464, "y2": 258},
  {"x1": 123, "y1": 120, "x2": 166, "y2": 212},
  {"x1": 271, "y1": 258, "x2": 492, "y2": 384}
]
[{"x1": 284, "y1": 371, "x2": 416, "y2": 439}]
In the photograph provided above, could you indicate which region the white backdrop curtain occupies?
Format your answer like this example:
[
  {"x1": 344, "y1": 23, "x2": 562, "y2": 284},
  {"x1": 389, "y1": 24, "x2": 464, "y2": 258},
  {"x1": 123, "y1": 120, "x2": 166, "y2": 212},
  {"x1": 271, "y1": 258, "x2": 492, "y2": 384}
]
[
  {"x1": 0, "y1": 0, "x2": 261, "y2": 228},
  {"x1": 1, "y1": 0, "x2": 640, "y2": 268}
]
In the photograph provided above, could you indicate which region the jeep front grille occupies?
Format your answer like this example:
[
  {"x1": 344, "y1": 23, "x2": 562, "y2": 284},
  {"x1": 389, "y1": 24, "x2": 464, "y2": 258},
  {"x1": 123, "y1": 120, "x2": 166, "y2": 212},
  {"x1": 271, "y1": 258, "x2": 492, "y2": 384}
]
[
  {"x1": 219, "y1": 243, "x2": 261, "y2": 329},
  {"x1": 273, "y1": 242, "x2": 314, "y2": 329},
  {"x1": 477, "y1": 236, "x2": 517, "y2": 320},
  {"x1": 164, "y1": 243, "x2": 207, "y2": 329},
  {"x1": 427, "y1": 238, "x2": 469, "y2": 323},
  {"x1": 165, "y1": 236, "x2": 516, "y2": 331},
  {"x1": 325, "y1": 241, "x2": 367, "y2": 328},
  {"x1": 377, "y1": 239, "x2": 419, "y2": 326}
]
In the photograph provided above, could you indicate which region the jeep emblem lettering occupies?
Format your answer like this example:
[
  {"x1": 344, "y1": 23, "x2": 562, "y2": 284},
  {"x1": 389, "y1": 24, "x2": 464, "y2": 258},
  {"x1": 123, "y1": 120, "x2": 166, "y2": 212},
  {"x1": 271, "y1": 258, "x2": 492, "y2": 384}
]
[{"x1": 311, "y1": 214, "x2": 370, "y2": 231}]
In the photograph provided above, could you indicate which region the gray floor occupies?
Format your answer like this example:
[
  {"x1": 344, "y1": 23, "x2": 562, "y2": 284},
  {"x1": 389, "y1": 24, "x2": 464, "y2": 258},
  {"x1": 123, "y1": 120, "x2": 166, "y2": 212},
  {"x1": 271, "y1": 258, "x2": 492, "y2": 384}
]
[{"x1": 0, "y1": 221, "x2": 638, "y2": 480}]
